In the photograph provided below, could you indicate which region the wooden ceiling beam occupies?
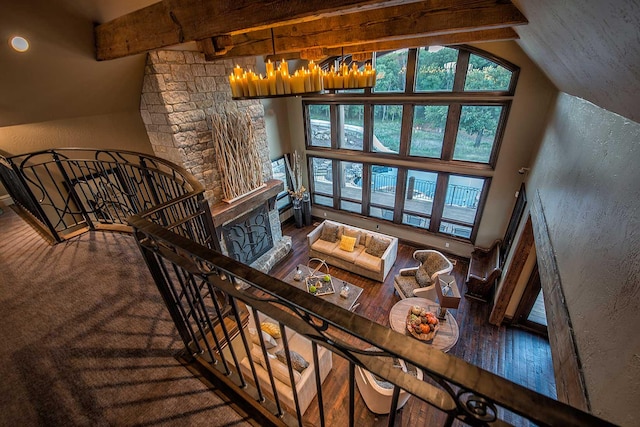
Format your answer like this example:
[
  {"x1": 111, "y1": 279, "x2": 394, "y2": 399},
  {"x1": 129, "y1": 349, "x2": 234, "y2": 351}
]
[
  {"x1": 260, "y1": 28, "x2": 518, "y2": 64},
  {"x1": 203, "y1": 1, "x2": 526, "y2": 60},
  {"x1": 345, "y1": 28, "x2": 519, "y2": 55},
  {"x1": 95, "y1": 0, "x2": 427, "y2": 60}
]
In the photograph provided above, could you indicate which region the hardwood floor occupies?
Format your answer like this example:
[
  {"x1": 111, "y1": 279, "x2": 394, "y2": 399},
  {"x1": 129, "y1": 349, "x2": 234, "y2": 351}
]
[{"x1": 271, "y1": 219, "x2": 556, "y2": 426}]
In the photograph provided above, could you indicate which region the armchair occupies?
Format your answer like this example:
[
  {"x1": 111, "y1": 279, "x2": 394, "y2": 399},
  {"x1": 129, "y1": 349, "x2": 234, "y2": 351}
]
[{"x1": 393, "y1": 250, "x2": 453, "y2": 300}]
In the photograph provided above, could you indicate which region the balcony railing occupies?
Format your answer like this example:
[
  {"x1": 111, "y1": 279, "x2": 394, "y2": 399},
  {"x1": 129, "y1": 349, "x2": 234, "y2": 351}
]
[
  {"x1": 0, "y1": 149, "x2": 213, "y2": 246},
  {"x1": 0, "y1": 148, "x2": 614, "y2": 427}
]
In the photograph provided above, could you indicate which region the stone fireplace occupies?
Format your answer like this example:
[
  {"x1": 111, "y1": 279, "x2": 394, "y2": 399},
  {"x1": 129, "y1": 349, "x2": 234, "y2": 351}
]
[
  {"x1": 210, "y1": 180, "x2": 291, "y2": 273},
  {"x1": 139, "y1": 50, "x2": 291, "y2": 272},
  {"x1": 222, "y1": 205, "x2": 273, "y2": 265}
]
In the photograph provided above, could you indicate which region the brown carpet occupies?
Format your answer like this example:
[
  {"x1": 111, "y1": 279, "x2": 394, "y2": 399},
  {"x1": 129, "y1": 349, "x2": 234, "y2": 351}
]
[{"x1": 0, "y1": 207, "x2": 251, "y2": 426}]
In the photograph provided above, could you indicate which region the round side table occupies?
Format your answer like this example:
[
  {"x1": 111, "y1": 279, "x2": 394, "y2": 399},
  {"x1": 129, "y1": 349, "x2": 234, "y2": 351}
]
[{"x1": 389, "y1": 297, "x2": 460, "y2": 352}]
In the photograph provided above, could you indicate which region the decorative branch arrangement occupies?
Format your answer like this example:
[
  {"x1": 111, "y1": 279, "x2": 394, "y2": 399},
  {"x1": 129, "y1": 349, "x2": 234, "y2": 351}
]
[
  {"x1": 211, "y1": 110, "x2": 264, "y2": 202},
  {"x1": 284, "y1": 150, "x2": 305, "y2": 199}
]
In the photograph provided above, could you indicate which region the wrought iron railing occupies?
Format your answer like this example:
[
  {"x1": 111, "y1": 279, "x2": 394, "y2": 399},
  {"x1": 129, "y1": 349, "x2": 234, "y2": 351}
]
[
  {"x1": 0, "y1": 148, "x2": 213, "y2": 247},
  {"x1": 375, "y1": 173, "x2": 481, "y2": 209},
  {"x1": 1, "y1": 148, "x2": 614, "y2": 427},
  {"x1": 130, "y1": 212, "x2": 612, "y2": 427}
]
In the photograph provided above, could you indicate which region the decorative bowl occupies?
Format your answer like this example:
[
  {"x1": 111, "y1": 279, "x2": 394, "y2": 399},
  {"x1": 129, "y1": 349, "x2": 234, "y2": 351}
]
[{"x1": 406, "y1": 306, "x2": 439, "y2": 341}]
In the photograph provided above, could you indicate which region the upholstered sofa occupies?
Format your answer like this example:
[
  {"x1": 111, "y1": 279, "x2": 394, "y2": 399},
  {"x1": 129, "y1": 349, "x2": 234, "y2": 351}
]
[
  {"x1": 307, "y1": 220, "x2": 398, "y2": 282},
  {"x1": 238, "y1": 310, "x2": 333, "y2": 416}
]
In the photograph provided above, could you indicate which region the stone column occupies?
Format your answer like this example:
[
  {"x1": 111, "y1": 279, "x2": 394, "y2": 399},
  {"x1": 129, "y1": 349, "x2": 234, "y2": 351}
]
[{"x1": 139, "y1": 50, "x2": 271, "y2": 206}]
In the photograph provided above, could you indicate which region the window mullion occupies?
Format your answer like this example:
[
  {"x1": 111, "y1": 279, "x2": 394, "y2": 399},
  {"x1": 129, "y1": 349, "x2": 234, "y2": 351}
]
[
  {"x1": 404, "y1": 48, "x2": 417, "y2": 94},
  {"x1": 393, "y1": 168, "x2": 407, "y2": 223},
  {"x1": 332, "y1": 159, "x2": 340, "y2": 209},
  {"x1": 331, "y1": 104, "x2": 340, "y2": 149},
  {"x1": 453, "y1": 50, "x2": 470, "y2": 92},
  {"x1": 430, "y1": 173, "x2": 449, "y2": 233},
  {"x1": 363, "y1": 103, "x2": 373, "y2": 152},
  {"x1": 398, "y1": 104, "x2": 413, "y2": 157},
  {"x1": 362, "y1": 163, "x2": 371, "y2": 216},
  {"x1": 441, "y1": 104, "x2": 461, "y2": 161}
]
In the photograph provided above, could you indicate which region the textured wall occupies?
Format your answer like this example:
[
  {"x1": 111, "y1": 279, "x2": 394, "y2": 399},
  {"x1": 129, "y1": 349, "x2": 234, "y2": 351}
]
[
  {"x1": 513, "y1": 0, "x2": 640, "y2": 123},
  {"x1": 140, "y1": 51, "x2": 271, "y2": 205},
  {"x1": 528, "y1": 93, "x2": 640, "y2": 425}
]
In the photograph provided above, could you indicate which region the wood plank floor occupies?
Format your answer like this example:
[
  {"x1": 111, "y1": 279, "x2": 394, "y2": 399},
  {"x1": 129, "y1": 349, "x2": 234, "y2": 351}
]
[{"x1": 272, "y1": 219, "x2": 556, "y2": 426}]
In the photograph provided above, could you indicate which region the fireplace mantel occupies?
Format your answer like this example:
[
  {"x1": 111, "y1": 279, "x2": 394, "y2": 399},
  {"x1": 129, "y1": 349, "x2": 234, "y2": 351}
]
[{"x1": 209, "y1": 179, "x2": 284, "y2": 228}]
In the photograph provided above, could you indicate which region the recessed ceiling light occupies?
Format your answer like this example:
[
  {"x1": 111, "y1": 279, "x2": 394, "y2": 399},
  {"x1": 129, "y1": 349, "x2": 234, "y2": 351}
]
[{"x1": 10, "y1": 36, "x2": 29, "y2": 53}]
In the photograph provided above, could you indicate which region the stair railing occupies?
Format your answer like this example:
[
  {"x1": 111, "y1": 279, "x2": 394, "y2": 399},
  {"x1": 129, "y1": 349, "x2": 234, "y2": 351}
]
[{"x1": 0, "y1": 147, "x2": 615, "y2": 427}]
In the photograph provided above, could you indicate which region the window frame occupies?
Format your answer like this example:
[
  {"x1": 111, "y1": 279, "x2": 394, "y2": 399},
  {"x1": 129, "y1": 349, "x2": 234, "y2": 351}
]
[
  {"x1": 270, "y1": 156, "x2": 292, "y2": 212},
  {"x1": 303, "y1": 46, "x2": 518, "y2": 243},
  {"x1": 308, "y1": 156, "x2": 491, "y2": 242}
]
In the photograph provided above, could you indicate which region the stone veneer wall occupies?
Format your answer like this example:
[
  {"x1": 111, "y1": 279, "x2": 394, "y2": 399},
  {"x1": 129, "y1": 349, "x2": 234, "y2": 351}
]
[
  {"x1": 139, "y1": 50, "x2": 271, "y2": 206},
  {"x1": 139, "y1": 50, "x2": 290, "y2": 271}
]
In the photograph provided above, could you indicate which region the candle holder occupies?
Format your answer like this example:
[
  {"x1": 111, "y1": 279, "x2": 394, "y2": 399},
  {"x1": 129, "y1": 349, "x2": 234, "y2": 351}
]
[
  {"x1": 229, "y1": 59, "x2": 376, "y2": 99},
  {"x1": 339, "y1": 281, "x2": 350, "y2": 298}
]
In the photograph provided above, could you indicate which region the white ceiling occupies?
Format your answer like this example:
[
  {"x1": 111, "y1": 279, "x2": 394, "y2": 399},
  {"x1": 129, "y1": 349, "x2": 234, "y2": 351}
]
[
  {"x1": 1, "y1": 0, "x2": 638, "y2": 128},
  {"x1": 0, "y1": 0, "x2": 156, "y2": 128}
]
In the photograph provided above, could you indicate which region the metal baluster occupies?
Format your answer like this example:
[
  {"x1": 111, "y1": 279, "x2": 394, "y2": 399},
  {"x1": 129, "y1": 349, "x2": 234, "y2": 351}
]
[
  {"x1": 349, "y1": 362, "x2": 355, "y2": 427},
  {"x1": 280, "y1": 322, "x2": 303, "y2": 426},
  {"x1": 311, "y1": 341, "x2": 326, "y2": 427},
  {"x1": 251, "y1": 307, "x2": 283, "y2": 417}
]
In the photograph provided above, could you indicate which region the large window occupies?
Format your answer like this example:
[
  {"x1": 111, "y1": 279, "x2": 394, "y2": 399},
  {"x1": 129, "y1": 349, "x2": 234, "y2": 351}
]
[
  {"x1": 310, "y1": 158, "x2": 489, "y2": 240},
  {"x1": 271, "y1": 156, "x2": 291, "y2": 211},
  {"x1": 304, "y1": 46, "x2": 517, "y2": 241}
]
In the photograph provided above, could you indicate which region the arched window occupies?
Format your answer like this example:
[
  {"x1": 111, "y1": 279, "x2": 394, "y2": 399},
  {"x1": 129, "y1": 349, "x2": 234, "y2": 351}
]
[{"x1": 304, "y1": 46, "x2": 518, "y2": 242}]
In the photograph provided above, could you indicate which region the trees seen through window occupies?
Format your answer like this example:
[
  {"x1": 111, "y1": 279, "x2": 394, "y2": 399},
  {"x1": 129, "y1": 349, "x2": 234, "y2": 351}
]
[{"x1": 304, "y1": 46, "x2": 517, "y2": 241}]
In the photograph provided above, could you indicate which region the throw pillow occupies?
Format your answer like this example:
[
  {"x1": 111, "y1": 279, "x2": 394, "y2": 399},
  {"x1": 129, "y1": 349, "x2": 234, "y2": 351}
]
[
  {"x1": 339, "y1": 235, "x2": 357, "y2": 252},
  {"x1": 415, "y1": 267, "x2": 432, "y2": 286},
  {"x1": 343, "y1": 228, "x2": 362, "y2": 246},
  {"x1": 319, "y1": 223, "x2": 339, "y2": 242},
  {"x1": 275, "y1": 349, "x2": 309, "y2": 373},
  {"x1": 365, "y1": 236, "x2": 390, "y2": 257},
  {"x1": 400, "y1": 269, "x2": 417, "y2": 276},
  {"x1": 260, "y1": 322, "x2": 281, "y2": 339},
  {"x1": 249, "y1": 328, "x2": 277, "y2": 349},
  {"x1": 250, "y1": 346, "x2": 301, "y2": 386}
]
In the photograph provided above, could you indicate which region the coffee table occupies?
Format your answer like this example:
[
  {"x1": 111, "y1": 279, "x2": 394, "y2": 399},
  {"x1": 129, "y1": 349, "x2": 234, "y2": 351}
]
[
  {"x1": 283, "y1": 264, "x2": 363, "y2": 311},
  {"x1": 389, "y1": 297, "x2": 459, "y2": 352}
]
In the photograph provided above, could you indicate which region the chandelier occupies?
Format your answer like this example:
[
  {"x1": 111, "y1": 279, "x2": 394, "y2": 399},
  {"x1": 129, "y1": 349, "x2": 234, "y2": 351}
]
[{"x1": 228, "y1": 59, "x2": 376, "y2": 99}]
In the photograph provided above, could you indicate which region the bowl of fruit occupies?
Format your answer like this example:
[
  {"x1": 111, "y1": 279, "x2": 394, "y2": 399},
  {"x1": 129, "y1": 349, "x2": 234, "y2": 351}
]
[{"x1": 406, "y1": 305, "x2": 439, "y2": 341}]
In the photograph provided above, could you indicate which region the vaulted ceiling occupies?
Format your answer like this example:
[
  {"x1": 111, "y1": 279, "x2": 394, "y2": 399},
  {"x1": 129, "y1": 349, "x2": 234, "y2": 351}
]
[{"x1": 1, "y1": 0, "x2": 638, "y2": 128}]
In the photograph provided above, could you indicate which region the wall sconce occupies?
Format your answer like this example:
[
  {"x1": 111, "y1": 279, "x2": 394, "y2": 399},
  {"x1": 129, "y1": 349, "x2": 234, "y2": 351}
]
[{"x1": 229, "y1": 58, "x2": 376, "y2": 99}]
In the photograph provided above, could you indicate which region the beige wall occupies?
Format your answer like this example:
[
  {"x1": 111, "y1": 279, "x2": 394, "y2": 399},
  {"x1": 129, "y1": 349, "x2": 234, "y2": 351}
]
[
  {"x1": 0, "y1": 111, "x2": 152, "y2": 198},
  {"x1": 527, "y1": 93, "x2": 640, "y2": 426},
  {"x1": 262, "y1": 98, "x2": 293, "y2": 159},
  {"x1": 278, "y1": 41, "x2": 557, "y2": 256}
]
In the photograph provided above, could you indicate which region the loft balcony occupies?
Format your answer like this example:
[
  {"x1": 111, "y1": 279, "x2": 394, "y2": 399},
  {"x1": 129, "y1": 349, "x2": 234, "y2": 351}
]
[{"x1": 0, "y1": 149, "x2": 613, "y2": 427}]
